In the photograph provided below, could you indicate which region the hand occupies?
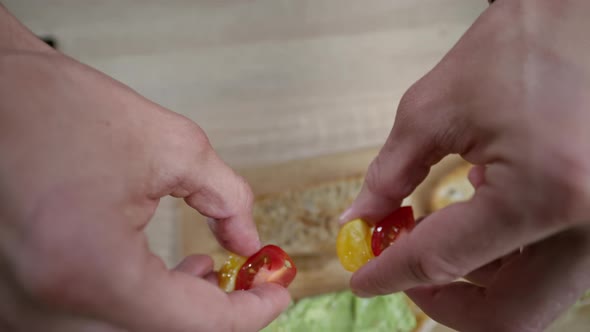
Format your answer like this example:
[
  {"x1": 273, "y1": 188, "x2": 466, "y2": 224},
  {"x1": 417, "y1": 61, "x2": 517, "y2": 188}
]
[
  {"x1": 0, "y1": 7, "x2": 289, "y2": 332},
  {"x1": 342, "y1": 1, "x2": 590, "y2": 331}
]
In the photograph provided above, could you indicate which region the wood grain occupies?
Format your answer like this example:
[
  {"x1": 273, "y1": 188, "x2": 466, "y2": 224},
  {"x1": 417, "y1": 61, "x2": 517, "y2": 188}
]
[{"x1": 4, "y1": 0, "x2": 486, "y2": 169}]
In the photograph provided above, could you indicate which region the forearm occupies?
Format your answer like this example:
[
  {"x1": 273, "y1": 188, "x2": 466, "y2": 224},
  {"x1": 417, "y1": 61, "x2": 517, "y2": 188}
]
[{"x1": 0, "y1": 4, "x2": 52, "y2": 52}]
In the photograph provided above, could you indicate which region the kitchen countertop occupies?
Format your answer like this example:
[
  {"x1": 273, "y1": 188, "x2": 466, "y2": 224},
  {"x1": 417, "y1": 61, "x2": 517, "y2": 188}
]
[{"x1": 5, "y1": 0, "x2": 486, "y2": 267}]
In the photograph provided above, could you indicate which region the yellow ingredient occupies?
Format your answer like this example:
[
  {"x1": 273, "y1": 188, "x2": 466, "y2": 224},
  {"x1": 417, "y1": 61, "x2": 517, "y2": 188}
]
[
  {"x1": 218, "y1": 254, "x2": 247, "y2": 292},
  {"x1": 336, "y1": 219, "x2": 374, "y2": 272}
]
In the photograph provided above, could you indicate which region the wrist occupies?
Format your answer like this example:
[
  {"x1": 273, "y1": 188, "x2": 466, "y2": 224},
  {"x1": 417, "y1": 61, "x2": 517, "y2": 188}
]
[{"x1": 0, "y1": 4, "x2": 53, "y2": 53}]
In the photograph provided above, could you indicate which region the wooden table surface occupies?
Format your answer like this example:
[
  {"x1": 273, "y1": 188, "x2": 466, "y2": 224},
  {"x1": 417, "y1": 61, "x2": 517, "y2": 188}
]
[{"x1": 5, "y1": 0, "x2": 486, "y2": 266}]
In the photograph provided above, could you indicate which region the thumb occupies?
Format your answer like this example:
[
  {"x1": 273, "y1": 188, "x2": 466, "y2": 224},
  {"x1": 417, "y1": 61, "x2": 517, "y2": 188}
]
[{"x1": 109, "y1": 247, "x2": 291, "y2": 332}]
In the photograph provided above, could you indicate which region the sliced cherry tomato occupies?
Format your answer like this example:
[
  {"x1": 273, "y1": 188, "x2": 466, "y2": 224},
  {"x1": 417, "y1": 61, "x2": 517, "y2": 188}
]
[
  {"x1": 371, "y1": 206, "x2": 415, "y2": 256},
  {"x1": 336, "y1": 218, "x2": 375, "y2": 272},
  {"x1": 232, "y1": 245, "x2": 297, "y2": 291},
  {"x1": 218, "y1": 254, "x2": 248, "y2": 292}
]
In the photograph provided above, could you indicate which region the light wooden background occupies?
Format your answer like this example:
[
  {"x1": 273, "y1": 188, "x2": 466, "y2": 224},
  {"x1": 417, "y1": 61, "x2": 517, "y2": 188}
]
[{"x1": 4, "y1": 0, "x2": 486, "y2": 266}]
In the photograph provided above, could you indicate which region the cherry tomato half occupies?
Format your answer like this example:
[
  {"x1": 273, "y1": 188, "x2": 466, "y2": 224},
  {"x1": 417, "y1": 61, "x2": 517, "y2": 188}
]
[
  {"x1": 218, "y1": 254, "x2": 248, "y2": 292},
  {"x1": 219, "y1": 245, "x2": 297, "y2": 292},
  {"x1": 336, "y1": 218, "x2": 374, "y2": 272},
  {"x1": 371, "y1": 206, "x2": 415, "y2": 256}
]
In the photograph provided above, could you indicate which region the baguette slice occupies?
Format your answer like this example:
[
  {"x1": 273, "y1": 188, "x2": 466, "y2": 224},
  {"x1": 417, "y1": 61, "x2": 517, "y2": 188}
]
[
  {"x1": 429, "y1": 163, "x2": 474, "y2": 212},
  {"x1": 253, "y1": 175, "x2": 415, "y2": 257},
  {"x1": 253, "y1": 175, "x2": 364, "y2": 256}
]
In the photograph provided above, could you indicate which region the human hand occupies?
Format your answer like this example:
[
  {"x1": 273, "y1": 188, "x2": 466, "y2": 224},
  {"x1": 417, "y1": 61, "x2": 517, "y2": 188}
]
[
  {"x1": 342, "y1": 0, "x2": 590, "y2": 331},
  {"x1": 0, "y1": 7, "x2": 289, "y2": 332}
]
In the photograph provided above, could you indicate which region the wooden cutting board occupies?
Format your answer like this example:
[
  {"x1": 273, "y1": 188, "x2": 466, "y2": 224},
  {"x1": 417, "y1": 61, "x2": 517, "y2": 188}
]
[
  {"x1": 179, "y1": 146, "x2": 466, "y2": 300},
  {"x1": 179, "y1": 147, "x2": 590, "y2": 331}
]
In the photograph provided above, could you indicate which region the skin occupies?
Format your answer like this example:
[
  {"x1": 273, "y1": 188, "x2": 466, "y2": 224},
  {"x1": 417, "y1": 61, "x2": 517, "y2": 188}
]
[
  {"x1": 0, "y1": 5, "x2": 289, "y2": 332},
  {"x1": 342, "y1": 0, "x2": 590, "y2": 331}
]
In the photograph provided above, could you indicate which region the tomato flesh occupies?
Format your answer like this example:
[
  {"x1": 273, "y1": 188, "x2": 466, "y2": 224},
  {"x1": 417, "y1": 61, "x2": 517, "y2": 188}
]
[
  {"x1": 218, "y1": 254, "x2": 248, "y2": 292},
  {"x1": 336, "y1": 218, "x2": 375, "y2": 272},
  {"x1": 371, "y1": 206, "x2": 415, "y2": 256},
  {"x1": 234, "y1": 245, "x2": 297, "y2": 291}
]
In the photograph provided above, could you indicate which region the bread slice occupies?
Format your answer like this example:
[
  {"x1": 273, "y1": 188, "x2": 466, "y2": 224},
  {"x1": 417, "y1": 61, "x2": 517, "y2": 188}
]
[
  {"x1": 245, "y1": 168, "x2": 447, "y2": 332},
  {"x1": 253, "y1": 175, "x2": 364, "y2": 256},
  {"x1": 429, "y1": 163, "x2": 474, "y2": 212}
]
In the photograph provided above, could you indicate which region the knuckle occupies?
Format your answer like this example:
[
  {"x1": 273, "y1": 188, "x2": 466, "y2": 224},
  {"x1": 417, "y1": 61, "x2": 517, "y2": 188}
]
[
  {"x1": 398, "y1": 81, "x2": 427, "y2": 115},
  {"x1": 365, "y1": 154, "x2": 411, "y2": 202},
  {"x1": 364, "y1": 152, "x2": 422, "y2": 204},
  {"x1": 236, "y1": 175, "x2": 255, "y2": 209},
  {"x1": 394, "y1": 85, "x2": 427, "y2": 137},
  {"x1": 167, "y1": 117, "x2": 213, "y2": 161},
  {"x1": 185, "y1": 122, "x2": 211, "y2": 151},
  {"x1": 396, "y1": 74, "x2": 467, "y2": 155},
  {"x1": 365, "y1": 155, "x2": 388, "y2": 196},
  {"x1": 160, "y1": 117, "x2": 215, "y2": 183},
  {"x1": 368, "y1": 276, "x2": 395, "y2": 295},
  {"x1": 396, "y1": 78, "x2": 440, "y2": 130},
  {"x1": 365, "y1": 260, "x2": 396, "y2": 295},
  {"x1": 406, "y1": 252, "x2": 465, "y2": 284}
]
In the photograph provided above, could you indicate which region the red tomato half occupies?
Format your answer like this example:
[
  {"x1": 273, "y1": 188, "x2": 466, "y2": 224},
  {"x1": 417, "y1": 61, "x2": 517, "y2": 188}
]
[
  {"x1": 371, "y1": 206, "x2": 415, "y2": 256},
  {"x1": 235, "y1": 245, "x2": 297, "y2": 291}
]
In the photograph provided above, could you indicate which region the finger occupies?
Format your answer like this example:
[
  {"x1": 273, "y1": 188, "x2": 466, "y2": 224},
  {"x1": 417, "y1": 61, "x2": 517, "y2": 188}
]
[
  {"x1": 204, "y1": 271, "x2": 219, "y2": 285},
  {"x1": 227, "y1": 283, "x2": 292, "y2": 331},
  {"x1": 406, "y1": 283, "x2": 486, "y2": 332},
  {"x1": 468, "y1": 165, "x2": 486, "y2": 189},
  {"x1": 406, "y1": 226, "x2": 590, "y2": 331},
  {"x1": 173, "y1": 254, "x2": 214, "y2": 277},
  {"x1": 159, "y1": 120, "x2": 260, "y2": 256},
  {"x1": 350, "y1": 179, "x2": 573, "y2": 297},
  {"x1": 130, "y1": 274, "x2": 290, "y2": 332},
  {"x1": 340, "y1": 77, "x2": 472, "y2": 224},
  {"x1": 187, "y1": 156, "x2": 259, "y2": 256},
  {"x1": 415, "y1": 215, "x2": 427, "y2": 224},
  {"x1": 463, "y1": 250, "x2": 521, "y2": 287},
  {"x1": 42, "y1": 317, "x2": 126, "y2": 332},
  {"x1": 104, "y1": 244, "x2": 290, "y2": 332},
  {"x1": 462, "y1": 260, "x2": 502, "y2": 287}
]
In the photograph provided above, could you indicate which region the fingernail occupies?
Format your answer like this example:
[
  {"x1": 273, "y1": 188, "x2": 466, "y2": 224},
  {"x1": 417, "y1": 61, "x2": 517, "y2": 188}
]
[
  {"x1": 242, "y1": 233, "x2": 262, "y2": 256},
  {"x1": 339, "y1": 206, "x2": 356, "y2": 225},
  {"x1": 253, "y1": 234, "x2": 262, "y2": 249}
]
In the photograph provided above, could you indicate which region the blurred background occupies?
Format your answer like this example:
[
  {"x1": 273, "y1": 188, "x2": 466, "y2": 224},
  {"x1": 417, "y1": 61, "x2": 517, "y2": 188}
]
[{"x1": 3, "y1": 1, "x2": 486, "y2": 266}]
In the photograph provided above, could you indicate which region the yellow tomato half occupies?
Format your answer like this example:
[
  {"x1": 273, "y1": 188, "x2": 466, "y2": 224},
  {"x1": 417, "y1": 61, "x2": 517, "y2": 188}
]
[
  {"x1": 218, "y1": 254, "x2": 247, "y2": 292},
  {"x1": 336, "y1": 218, "x2": 374, "y2": 272}
]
